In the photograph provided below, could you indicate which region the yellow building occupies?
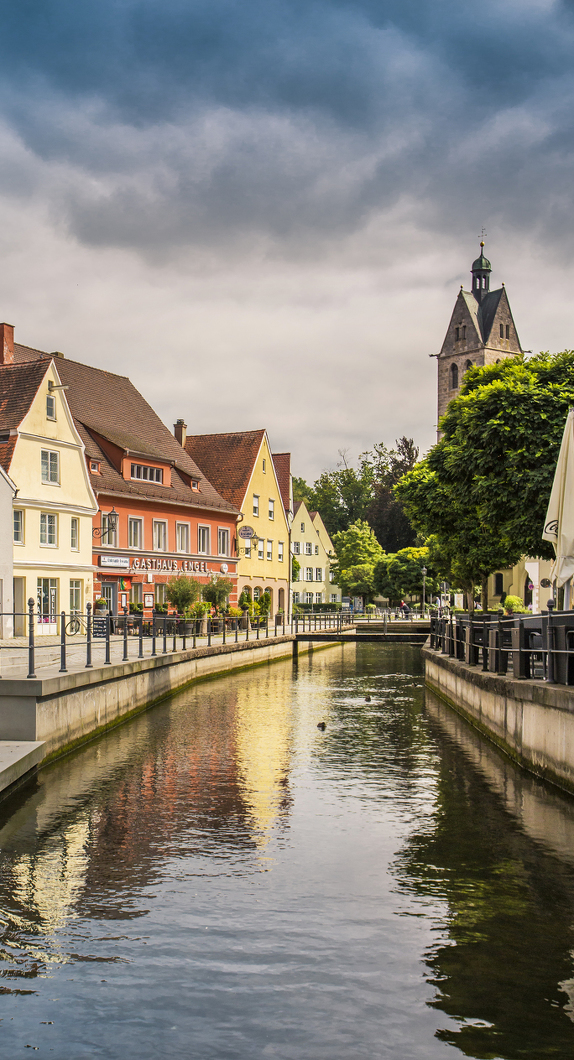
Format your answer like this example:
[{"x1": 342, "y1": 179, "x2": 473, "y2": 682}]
[
  {"x1": 0, "y1": 331, "x2": 98, "y2": 634},
  {"x1": 291, "y1": 500, "x2": 341, "y2": 607},
  {"x1": 185, "y1": 429, "x2": 292, "y2": 614}
]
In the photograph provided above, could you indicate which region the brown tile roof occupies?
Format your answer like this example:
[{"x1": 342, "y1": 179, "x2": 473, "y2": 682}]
[
  {"x1": 185, "y1": 430, "x2": 265, "y2": 510},
  {"x1": 13, "y1": 343, "x2": 238, "y2": 515},
  {"x1": 0, "y1": 360, "x2": 50, "y2": 472},
  {"x1": 272, "y1": 452, "x2": 291, "y2": 514}
]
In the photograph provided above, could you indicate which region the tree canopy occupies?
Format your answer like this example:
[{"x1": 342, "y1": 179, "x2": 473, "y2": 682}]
[
  {"x1": 374, "y1": 546, "x2": 438, "y2": 604},
  {"x1": 331, "y1": 519, "x2": 385, "y2": 604},
  {"x1": 396, "y1": 352, "x2": 574, "y2": 601}
]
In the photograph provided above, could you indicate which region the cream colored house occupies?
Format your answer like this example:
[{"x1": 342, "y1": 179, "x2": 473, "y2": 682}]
[
  {"x1": 291, "y1": 501, "x2": 341, "y2": 608},
  {"x1": 0, "y1": 330, "x2": 98, "y2": 634},
  {"x1": 185, "y1": 429, "x2": 291, "y2": 614}
]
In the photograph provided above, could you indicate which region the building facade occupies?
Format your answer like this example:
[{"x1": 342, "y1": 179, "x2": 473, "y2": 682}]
[
  {"x1": 437, "y1": 244, "x2": 522, "y2": 427},
  {"x1": 185, "y1": 430, "x2": 291, "y2": 614},
  {"x1": 291, "y1": 501, "x2": 340, "y2": 607}
]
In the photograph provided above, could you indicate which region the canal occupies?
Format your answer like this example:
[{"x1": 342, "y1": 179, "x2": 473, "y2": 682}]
[{"x1": 1, "y1": 642, "x2": 574, "y2": 1058}]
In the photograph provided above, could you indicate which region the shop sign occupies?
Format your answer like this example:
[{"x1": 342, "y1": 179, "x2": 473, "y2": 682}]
[
  {"x1": 238, "y1": 526, "x2": 255, "y2": 539},
  {"x1": 100, "y1": 555, "x2": 130, "y2": 570},
  {"x1": 132, "y1": 557, "x2": 210, "y2": 573}
]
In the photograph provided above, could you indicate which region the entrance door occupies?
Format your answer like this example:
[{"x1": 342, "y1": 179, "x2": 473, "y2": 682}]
[
  {"x1": 37, "y1": 577, "x2": 58, "y2": 635},
  {"x1": 101, "y1": 582, "x2": 117, "y2": 615}
]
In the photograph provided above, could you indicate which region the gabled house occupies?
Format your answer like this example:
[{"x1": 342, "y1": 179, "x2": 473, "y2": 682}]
[
  {"x1": 13, "y1": 338, "x2": 240, "y2": 615},
  {"x1": 291, "y1": 501, "x2": 340, "y2": 608},
  {"x1": 184, "y1": 430, "x2": 291, "y2": 614},
  {"x1": 0, "y1": 325, "x2": 98, "y2": 634}
]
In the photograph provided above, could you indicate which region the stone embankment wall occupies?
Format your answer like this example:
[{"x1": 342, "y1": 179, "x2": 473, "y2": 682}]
[
  {"x1": 1, "y1": 636, "x2": 332, "y2": 763},
  {"x1": 423, "y1": 645, "x2": 574, "y2": 795}
]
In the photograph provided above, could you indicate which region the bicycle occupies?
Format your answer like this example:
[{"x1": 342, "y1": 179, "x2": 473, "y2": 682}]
[{"x1": 66, "y1": 614, "x2": 87, "y2": 635}]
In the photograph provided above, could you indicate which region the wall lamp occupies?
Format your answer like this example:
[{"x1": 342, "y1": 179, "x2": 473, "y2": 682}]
[{"x1": 93, "y1": 506, "x2": 118, "y2": 541}]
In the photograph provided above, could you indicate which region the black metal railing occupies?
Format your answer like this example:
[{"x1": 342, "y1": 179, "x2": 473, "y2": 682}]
[
  {"x1": 1, "y1": 602, "x2": 350, "y2": 680},
  {"x1": 428, "y1": 606, "x2": 574, "y2": 686}
]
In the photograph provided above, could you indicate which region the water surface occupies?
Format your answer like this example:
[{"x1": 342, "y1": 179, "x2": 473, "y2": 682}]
[{"x1": 0, "y1": 643, "x2": 573, "y2": 1058}]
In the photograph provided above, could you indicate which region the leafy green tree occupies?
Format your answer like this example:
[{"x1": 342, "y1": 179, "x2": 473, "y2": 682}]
[
  {"x1": 332, "y1": 520, "x2": 385, "y2": 605},
  {"x1": 373, "y1": 546, "x2": 438, "y2": 604},
  {"x1": 363, "y1": 437, "x2": 419, "y2": 552},
  {"x1": 292, "y1": 555, "x2": 300, "y2": 582},
  {"x1": 306, "y1": 451, "x2": 373, "y2": 536},
  {"x1": 396, "y1": 352, "x2": 574, "y2": 607},
  {"x1": 202, "y1": 575, "x2": 234, "y2": 611},
  {"x1": 165, "y1": 575, "x2": 201, "y2": 612},
  {"x1": 292, "y1": 476, "x2": 311, "y2": 507}
]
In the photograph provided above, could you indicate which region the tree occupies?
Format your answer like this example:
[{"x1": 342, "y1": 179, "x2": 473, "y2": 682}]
[
  {"x1": 373, "y1": 546, "x2": 438, "y2": 604},
  {"x1": 165, "y1": 575, "x2": 201, "y2": 612},
  {"x1": 363, "y1": 437, "x2": 419, "y2": 552},
  {"x1": 292, "y1": 476, "x2": 311, "y2": 507},
  {"x1": 396, "y1": 352, "x2": 574, "y2": 607},
  {"x1": 331, "y1": 519, "x2": 385, "y2": 605},
  {"x1": 202, "y1": 575, "x2": 234, "y2": 611},
  {"x1": 292, "y1": 555, "x2": 300, "y2": 582},
  {"x1": 306, "y1": 451, "x2": 373, "y2": 536}
]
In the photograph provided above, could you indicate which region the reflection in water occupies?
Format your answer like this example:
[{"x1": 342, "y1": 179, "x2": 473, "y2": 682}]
[{"x1": 0, "y1": 645, "x2": 573, "y2": 1057}]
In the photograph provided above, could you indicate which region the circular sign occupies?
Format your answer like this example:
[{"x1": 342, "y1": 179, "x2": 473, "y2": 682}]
[
  {"x1": 238, "y1": 526, "x2": 255, "y2": 539},
  {"x1": 220, "y1": 563, "x2": 229, "y2": 573},
  {"x1": 541, "y1": 577, "x2": 551, "y2": 588}
]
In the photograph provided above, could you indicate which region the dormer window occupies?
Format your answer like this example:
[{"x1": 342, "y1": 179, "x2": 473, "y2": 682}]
[
  {"x1": 131, "y1": 463, "x2": 163, "y2": 483},
  {"x1": 90, "y1": 460, "x2": 101, "y2": 474},
  {"x1": 191, "y1": 480, "x2": 199, "y2": 491}
]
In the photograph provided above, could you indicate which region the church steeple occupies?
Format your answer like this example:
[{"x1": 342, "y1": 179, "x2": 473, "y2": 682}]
[{"x1": 471, "y1": 241, "x2": 491, "y2": 303}]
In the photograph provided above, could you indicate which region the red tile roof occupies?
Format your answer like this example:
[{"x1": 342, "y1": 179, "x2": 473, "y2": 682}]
[
  {"x1": 0, "y1": 360, "x2": 50, "y2": 472},
  {"x1": 12, "y1": 343, "x2": 238, "y2": 515},
  {"x1": 185, "y1": 430, "x2": 265, "y2": 510},
  {"x1": 272, "y1": 452, "x2": 291, "y2": 514}
]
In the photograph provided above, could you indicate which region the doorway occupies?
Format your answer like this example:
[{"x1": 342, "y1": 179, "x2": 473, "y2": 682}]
[{"x1": 101, "y1": 582, "x2": 117, "y2": 615}]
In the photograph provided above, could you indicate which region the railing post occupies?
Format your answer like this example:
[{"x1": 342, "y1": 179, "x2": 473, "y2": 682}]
[
  {"x1": 105, "y1": 613, "x2": 111, "y2": 664},
  {"x1": 266, "y1": 615, "x2": 269, "y2": 639},
  {"x1": 86, "y1": 602, "x2": 93, "y2": 668},
  {"x1": 182, "y1": 616, "x2": 186, "y2": 652},
  {"x1": 482, "y1": 618, "x2": 489, "y2": 671},
  {"x1": 151, "y1": 617, "x2": 157, "y2": 657},
  {"x1": 163, "y1": 616, "x2": 168, "y2": 654},
  {"x1": 257, "y1": 616, "x2": 260, "y2": 640},
  {"x1": 222, "y1": 617, "x2": 226, "y2": 645},
  {"x1": 208, "y1": 616, "x2": 211, "y2": 647},
  {"x1": 139, "y1": 615, "x2": 144, "y2": 658},
  {"x1": 172, "y1": 617, "x2": 177, "y2": 653},
  {"x1": 546, "y1": 600, "x2": 556, "y2": 684},
  {"x1": 235, "y1": 617, "x2": 238, "y2": 643},
  {"x1": 27, "y1": 598, "x2": 36, "y2": 679},
  {"x1": 193, "y1": 621, "x2": 196, "y2": 649},
  {"x1": 59, "y1": 611, "x2": 67, "y2": 673},
  {"x1": 123, "y1": 607, "x2": 129, "y2": 661}
]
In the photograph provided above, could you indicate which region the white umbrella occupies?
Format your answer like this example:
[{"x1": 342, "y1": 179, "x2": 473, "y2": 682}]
[{"x1": 542, "y1": 408, "x2": 574, "y2": 591}]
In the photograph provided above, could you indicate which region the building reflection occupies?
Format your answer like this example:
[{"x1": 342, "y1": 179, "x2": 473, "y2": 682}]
[{"x1": 394, "y1": 687, "x2": 574, "y2": 1058}]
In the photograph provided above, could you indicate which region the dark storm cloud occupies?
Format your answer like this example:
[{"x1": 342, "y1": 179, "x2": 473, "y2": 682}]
[{"x1": 2, "y1": 0, "x2": 574, "y2": 257}]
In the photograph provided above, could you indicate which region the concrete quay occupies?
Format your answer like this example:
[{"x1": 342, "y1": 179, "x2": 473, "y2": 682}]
[{"x1": 423, "y1": 642, "x2": 574, "y2": 796}]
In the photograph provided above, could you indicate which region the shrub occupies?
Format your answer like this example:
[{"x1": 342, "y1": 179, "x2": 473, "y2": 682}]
[
  {"x1": 502, "y1": 594, "x2": 528, "y2": 614},
  {"x1": 166, "y1": 575, "x2": 201, "y2": 613}
]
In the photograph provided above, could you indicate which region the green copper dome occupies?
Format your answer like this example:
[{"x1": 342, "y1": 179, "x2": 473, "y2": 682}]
[{"x1": 472, "y1": 243, "x2": 491, "y2": 271}]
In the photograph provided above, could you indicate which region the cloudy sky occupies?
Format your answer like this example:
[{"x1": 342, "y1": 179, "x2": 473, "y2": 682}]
[{"x1": 2, "y1": 0, "x2": 574, "y2": 479}]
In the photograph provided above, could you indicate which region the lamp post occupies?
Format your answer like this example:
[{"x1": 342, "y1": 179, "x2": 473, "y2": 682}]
[
  {"x1": 421, "y1": 566, "x2": 427, "y2": 615},
  {"x1": 93, "y1": 506, "x2": 118, "y2": 543}
]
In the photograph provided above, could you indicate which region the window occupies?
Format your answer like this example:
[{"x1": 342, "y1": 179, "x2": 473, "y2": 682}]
[
  {"x1": 329, "y1": 570, "x2": 335, "y2": 582},
  {"x1": 153, "y1": 520, "x2": 167, "y2": 551},
  {"x1": 330, "y1": 593, "x2": 338, "y2": 603},
  {"x1": 292, "y1": 541, "x2": 300, "y2": 554},
  {"x1": 314, "y1": 544, "x2": 319, "y2": 555},
  {"x1": 41, "y1": 449, "x2": 59, "y2": 484},
  {"x1": 462, "y1": 325, "x2": 466, "y2": 339},
  {"x1": 13, "y1": 510, "x2": 23, "y2": 543},
  {"x1": 253, "y1": 495, "x2": 260, "y2": 517},
  {"x1": 475, "y1": 277, "x2": 480, "y2": 289},
  {"x1": 305, "y1": 567, "x2": 313, "y2": 581},
  {"x1": 262, "y1": 458, "x2": 266, "y2": 473},
  {"x1": 155, "y1": 583, "x2": 167, "y2": 605},
  {"x1": 198, "y1": 526, "x2": 210, "y2": 554},
  {"x1": 305, "y1": 542, "x2": 313, "y2": 555},
  {"x1": 69, "y1": 580, "x2": 81, "y2": 614},
  {"x1": 37, "y1": 578, "x2": 57, "y2": 620},
  {"x1": 70, "y1": 517, "x2": 79, "y2": 550},
  {"x1": 130, "y1": 582, "x2": 142, "y2": 605},
  {"x1": 129, "y1": 518, "x2": 143, "y2": 549},
  {"x1": 495, "y1": 572, "x2": 504, "y2": 596},
  {"x1": 131, "y1": 463, "x2": 163, "y2": 483},
  {"x1": 258, "y1": 539, "x2": 264, "y2": 560},
  {"x1": 102, "y1": 512, "x2": 118, "y2": 547},
  {"x1": 300, "y1": 522, "x2": 305, "y2": 533},
  {"x1": 315, "y1": 568, "x2": 322, "y2": 581},
  {"x1": 465, "y1": 360, "x2": 473, "y2": 371},
  {"x1": 506, "y1": 324, "x2": 510, "y2": 339},
  {"x1": 177, "y1": 523, "x2": 190, "y2": 553},
  {"x1": 267, "y1": 540, "x2": 273, "y2": 561},
  {"x1": 268, "y1": 498, "x2": 274, "y2": 520},
  {"x1": 482, "y1": 277, "x2": 486, "y2": 288},
  {"x1": 90, "y1": 460, "x2": 100, "y2": 474},
  {"x1": 455, "y1": 326, "x2": 459, "y2": 341},
  {"x1": 278, "y1": 541, "x2": 284, "y2": 562},
  {"x1": 46, "y1": 394, "x2": 56, "y2": 420},
  {"x1": 293, "y1": 592, "x2": 300, "y2": 604},
  {"x1": 191, "y1": 480, "x2": 199, "y2": 492},
  {"x1": 253, "y1": 587, "x2": 261, "y2": 601},
  {"x1": 218, "y1": 528, "x2": 229, "y2": 556},
  {"x1": 315, "y1": 592, "x2": 323, "y2": 604},
  {"x1": 244, "y1": 541, "x2": 251, "y2": 558},
  {"x1": 305, "y1": 592, "x2": 313, "y2": 604},
  {"x1": 500, "y1": 323, "x2": 504, "y2": 338},
  {"x1": 450, "y1": 363, "x2": 459, "y2": 390},
  {"x1": 40, "y1": 512, "x2": 57, "y2": 546}
]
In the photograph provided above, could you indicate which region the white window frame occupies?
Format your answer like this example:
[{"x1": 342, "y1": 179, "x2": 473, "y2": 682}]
[
  {"x1": 315, "y1": 568, "x2": 322, "y2": 581},
  {"x1": 292, "y1": 541, "x2": 300, "y2": 554},
  {"x1": 293, "y1": 591, "x2": 300, "y2": 604},
  {"x1": 300, "y1": 522, "x2": 305, "y2": 533},
  {"x1": 40, "y1": 512, "x2": 58, "y2": 547},
  {"x1": 253, "y1": 494, "x2": 260, "y2": 517},
  {"x1": 314, "y1": 544, "x2": 319, "y2": 555},
  {"x1": 218, "y1": 528, "x2": 229, "y2": 556},
  {"x1": 13, "y1": 509, "x2": 24, "y2": 544},
  {"x1": 266, "y1": 540, "x2": 273, "y2": 561},
  {"x1": 128, "y1": 517, "x2": 143, "y2": 550},
  {"x1": 198, "y1": 525, "x2": 210, "y2": 554},
  {"x1": 90, "y1": 459, "x2": 100, "y2": 474},
  {"x1": 305, "y1": 542, "x2": 313, "y2": 555},
  {"x1": 278, "y1": 541, "x2": 284, "y2": 562},
  {"x1": 176, "y1": 522, "x2": 190, "y2": 553},
  {"x1": 315, "y1": 592, "x2": 323, "y2": 604},
  {"x1": 258, "y1": 539, "x2": 264, "y2": 560},
  {"x1": 331, "y1": 593, "x2": 338, "y2": 603},
  {"x1": 46, "y1": 394, "x2": 56, "y2": 420},
  {"x1": 131, "y1": 463, "x2": 163, "y2": 483},
  {"x1": 153, "y1": 520, "x2": 167, "y2": 552},
  {"x1": 268, "y1": 498, "x2": 274, "y2": 520},
  {"x1": 102, "y1": 512, "x2": 118, "y2": 547},
  {"x1": 70, "y1": 580, "x2": 82, "y2": 614},
  {"x1": 305, "y1": 592, "x2": 313, "y2": 604},
  {"x1": 305, "y1": 567, "x2": 313, "y2": 581},
  {"x1": 70, "y1": 517, "x2": 79, "y2": 551},
  {"x1": 41, "y1": 449, "x2": 60, "y2": 484}
]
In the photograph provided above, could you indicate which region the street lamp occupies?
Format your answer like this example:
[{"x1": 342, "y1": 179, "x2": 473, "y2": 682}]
[
  {"x1": 421, "y1": 566, "x2": 427, "y2": 615},
  {"x1": 93, "y1": 506, "x2": 118, "y2": 543}
]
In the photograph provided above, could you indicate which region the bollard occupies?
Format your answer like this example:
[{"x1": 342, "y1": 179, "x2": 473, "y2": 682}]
[
  {"x1": 59, "y1": 611, "x2": 67, "y2": 673},
  {"x1": 86, "y1": 603, "x2": 93, "y2": 668},
  {"x1": 105, "y1": 614, "x2": 111, "y2": 664},
  {"x1": 27, "y1": 598, "x2": 36, "y2": 679},
  {"x1": 123, "y1": 607, "x2": 129, "y2": 661},
  {"x1": 139, "y1": 615, "x2": 144, "y2": 658}
]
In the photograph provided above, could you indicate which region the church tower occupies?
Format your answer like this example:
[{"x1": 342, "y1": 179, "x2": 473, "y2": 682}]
[{"x1": 436, "y1": 243, "x2": 522, "y2": 427}]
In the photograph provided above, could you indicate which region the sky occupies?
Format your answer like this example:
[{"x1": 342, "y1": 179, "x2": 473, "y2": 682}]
[{"x1": 2, "y1": 0, "x2": 574, "y2": 480}]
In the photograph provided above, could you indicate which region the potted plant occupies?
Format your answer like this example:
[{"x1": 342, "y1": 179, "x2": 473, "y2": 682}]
[{"x1": 94, "y1": 597, "x2": 108, "y2": 615}]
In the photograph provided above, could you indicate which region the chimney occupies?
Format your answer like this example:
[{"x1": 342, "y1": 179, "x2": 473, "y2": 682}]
[
  {"x1": 174, "y1": 418, "x2": 187, "y2": 447},
  {"x1": 0, "y1": 323, "x2": 14, "y2": 366}
]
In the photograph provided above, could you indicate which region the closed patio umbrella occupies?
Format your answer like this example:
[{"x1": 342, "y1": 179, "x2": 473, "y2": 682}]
[{"x1": 542, "y1": 409, "x2": 574, "y2": 601}]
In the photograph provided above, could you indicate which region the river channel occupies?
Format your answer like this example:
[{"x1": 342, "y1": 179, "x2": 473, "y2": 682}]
[{"x1": 1, "y1": 643, "x2": 574, "y2": 1058}]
